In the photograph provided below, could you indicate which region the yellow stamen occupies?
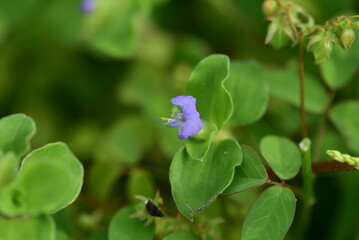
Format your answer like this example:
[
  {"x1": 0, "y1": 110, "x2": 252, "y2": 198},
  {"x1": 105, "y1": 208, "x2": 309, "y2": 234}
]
[{"x1": 161, "y1": 117, "x2": 168, "y2": 121}]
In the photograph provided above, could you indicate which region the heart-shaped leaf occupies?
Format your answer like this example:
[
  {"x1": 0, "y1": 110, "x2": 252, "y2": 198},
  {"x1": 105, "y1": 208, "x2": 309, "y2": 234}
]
[
  {"x1": 241, "y1": 186, "x2": 296, "y2": 240},
  {"x1": 170, "y1": 139, "x2": 242, "y2": 221},
  {"x1": 185, "y1": 54, "x2": 233, "y2": 129},
  {"x1": 260, "y1": 135, "x2": 301, "y2": 180},
  {"x1": 0, "y1": 142, "x2": 84, "y2": 216},
  {"x1": 222, "y1": 145, "x2": 267, "y2": 196}
]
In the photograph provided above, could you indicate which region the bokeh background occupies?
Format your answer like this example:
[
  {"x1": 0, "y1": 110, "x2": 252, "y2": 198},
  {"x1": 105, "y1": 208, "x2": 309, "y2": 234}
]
[{"x1": 1, "y1": 0, "x2": 359, "y2": 239}]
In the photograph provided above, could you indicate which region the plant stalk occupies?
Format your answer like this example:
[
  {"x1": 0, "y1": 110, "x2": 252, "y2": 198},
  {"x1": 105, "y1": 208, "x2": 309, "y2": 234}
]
[
  {"x1": 298, "y1": 138, "x2": 314, "y2": 237},
  {"x1": 298, "y1": 38, "x2": 307, "y2": 138}
]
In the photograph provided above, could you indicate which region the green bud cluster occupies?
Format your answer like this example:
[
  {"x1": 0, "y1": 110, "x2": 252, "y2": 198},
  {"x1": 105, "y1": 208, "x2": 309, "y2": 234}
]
[
  {"x1": 306, "y1": 16, "x2": 358, "y2": 62},
  {"x1": 326, "y1": 150, "x2": 359, "y2": 170},
  {"x1": 263, "y1": 0, "x2": 359, "y2": 62},
  {"x1": 263, "y1": 0, "x2": 314, "y2": 49}
]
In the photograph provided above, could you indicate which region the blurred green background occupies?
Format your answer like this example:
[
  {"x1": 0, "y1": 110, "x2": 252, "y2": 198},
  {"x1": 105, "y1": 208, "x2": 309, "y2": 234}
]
[{"x1": 0, "y1": 0, "x2": 359, "y2": 239}]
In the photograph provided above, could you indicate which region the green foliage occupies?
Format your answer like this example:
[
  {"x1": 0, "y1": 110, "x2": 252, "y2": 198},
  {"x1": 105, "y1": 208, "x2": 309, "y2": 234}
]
[
  {"x1": 222, "y1": 145, "x2": 268, "y2": 196},
  {"x1": 0, "y1": 215, "x2": 56, "y2": 240},
  {"x1": 0, "y1": 142, "x2": 84, "y2": 216},
  {"x1": 170, "y1": 139, "x2": 242, "y2": 221},
  {"x1": 260, "y1": 135, "x2": 301, "y2": 180},
  {"x1": 87, "y1": 161, "x2": 121, "y2": 201},
  {"x1": 0, "y1": 152, "x2": 19, "y2": 188},
  {"x1": 0, "y1": 114, "x2": 36, "y2": 158},
  {"x1": 83, "y1": 0, "x2": 151, "y2": 58},
  {"x1": 226, "y1": 61, "x2": 268, "y2": 126},
  {"x1": 108, "y1": 206, "x2": 155, "y2": 240},
  {"x1": 95, "y1": 116, "x2": 153, "y2": 165},
  {"x1": 185, "y1": 122, "x2": 217, "y2": 160},
  {"x1": 185, "y1": 54, "x2": 233, "y2": 129},
  {"x1": 163, "y1": 232, "x2": 201, "y2": 240},
  {"x1": 1, "y1": 0, "x2": 359, "y2": 239},
  {"x1": 266, "y1": 69, "x2": 328, "y2": 113},
  {"x1": 319, "y1": 30, "x2": 359, "y2": 89},
  {"x1": 329, "y1": 101, "x2": 359, "y2": 154},
  {"x1": 241, "y1": 186, "x2": 296, "y2": 240},
  {"x1": 126, "y1": 168, "x2": 156, "y2": 203}
]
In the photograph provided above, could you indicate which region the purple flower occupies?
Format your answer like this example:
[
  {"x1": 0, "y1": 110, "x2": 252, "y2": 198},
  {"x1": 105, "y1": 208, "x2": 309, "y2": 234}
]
[
  {"x1": 159, "y1": 96, "x2": 203, "y2": 139},
  {"x1": 80, "y1": 0, "x2": 95, "y2": 13}
]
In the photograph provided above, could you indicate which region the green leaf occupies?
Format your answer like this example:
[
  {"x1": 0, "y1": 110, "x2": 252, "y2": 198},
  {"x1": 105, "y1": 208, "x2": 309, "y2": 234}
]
[
  {"x1": 118, "y1": 64, "x2": 183, "y2": 157},
  {"x1": 241, "y1": 186, "x2": 296, "y2": 240},
  {"x1": 329, "y1": 101, "x2": 359, "y2": 154},
  {"x1": 221, "y1": 145, "x2": 267, "y2": 196},
  {"x1": 126, "y1": 168, "x2": 156, "y2": 203},
  {"x1": 87, "y1": 161, "x2": 121, "y2": 202},
  {"x1": 83, "y1": 0, "x2": 152, "y2": 58},
  {"x1": 260, "y1": 135, "x2": 301, "y2": 180},
  {"x1": 56, "y1": 231, "x2": 69, "y2": 240},
  {"x1": 95, "y1": 116, "x2": 153, "y2": 165},
  {"x1": 0, "y1": 152, "x2": 20, "y2": 188},
  {"x1": 108, "y1": 206, "x2": 155, "y2": 240},
  {"x1": 0, "y1": 114, "x2": 36, "y2": 157},
  {"x1": 266, "y1": 69, "x2": 328, "y2": 114},
  {"x1": 170, "y1": 139, "x2": 242, "y2": 221},
  {"x1": 185, "y1": 54, "x2": 233, "y2": 129},
  {"x1": 0, "y1": 142, "x2": 84, "y2": 216},
  {"x1": 185, "y1": 122, "x2": 217, "y2": 160},
  {"x1": 0, "y1": 215, "x2": 56, "y2": 240},
  {"x1": 226, "y1": 60, "x2": 268, "y2": 126},
  {"x1": 319, "y1": 31, "x2": 359, "y2": 89},
  {"x1": 163, "y1": 232, "x2": 201, "y2": 240}
]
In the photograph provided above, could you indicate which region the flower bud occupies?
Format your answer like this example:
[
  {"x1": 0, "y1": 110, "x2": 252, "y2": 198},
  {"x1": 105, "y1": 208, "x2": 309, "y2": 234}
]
[
  {"x1": 312, "y1": 38, "x2": 332, "y2": 63},
  {"x1": 340, "y1": 28, "x2": 355, "y2": 49},
  {"x1": 262, "y1": 0, "x2": 278, "y2": 17}
]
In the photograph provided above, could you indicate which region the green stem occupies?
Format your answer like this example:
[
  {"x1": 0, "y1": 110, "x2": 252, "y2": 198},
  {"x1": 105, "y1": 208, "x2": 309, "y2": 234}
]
[
  {"x1": 298, "y1": 38, "x2": 307, "y2": 138},
  {"x1": 298, "y1": 138, "x2": 314, "y2": 236}
]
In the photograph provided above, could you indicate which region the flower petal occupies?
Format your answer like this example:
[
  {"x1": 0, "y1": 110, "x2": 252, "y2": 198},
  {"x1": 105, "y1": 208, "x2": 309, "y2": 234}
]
[
  {"x1": 171, "y1": 95, "x2": 198, "y2": 115},
  {"x1": 178, "y1": 115, "x2": 203, "y2": 139}
]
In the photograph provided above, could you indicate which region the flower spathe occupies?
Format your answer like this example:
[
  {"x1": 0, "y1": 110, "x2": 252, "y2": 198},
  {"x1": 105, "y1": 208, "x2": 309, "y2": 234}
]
[{"x1": 160, "y1": 95, "x2": 203, "y2": 139}]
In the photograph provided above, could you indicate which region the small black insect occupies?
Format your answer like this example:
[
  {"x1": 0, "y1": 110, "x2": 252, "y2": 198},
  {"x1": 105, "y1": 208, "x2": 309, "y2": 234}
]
[{"x1": 145, "y1": 200, "x2": 164, "y2": 217}]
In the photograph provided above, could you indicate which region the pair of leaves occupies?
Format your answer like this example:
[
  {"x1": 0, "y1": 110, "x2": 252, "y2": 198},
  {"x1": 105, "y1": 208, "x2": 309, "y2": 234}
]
[
  {"x1": 0, "y1": 114, "x2": 84, "y2": 217},
  {"x1": 222, "y1": 139, "x2": 298, "y2": 240}
]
